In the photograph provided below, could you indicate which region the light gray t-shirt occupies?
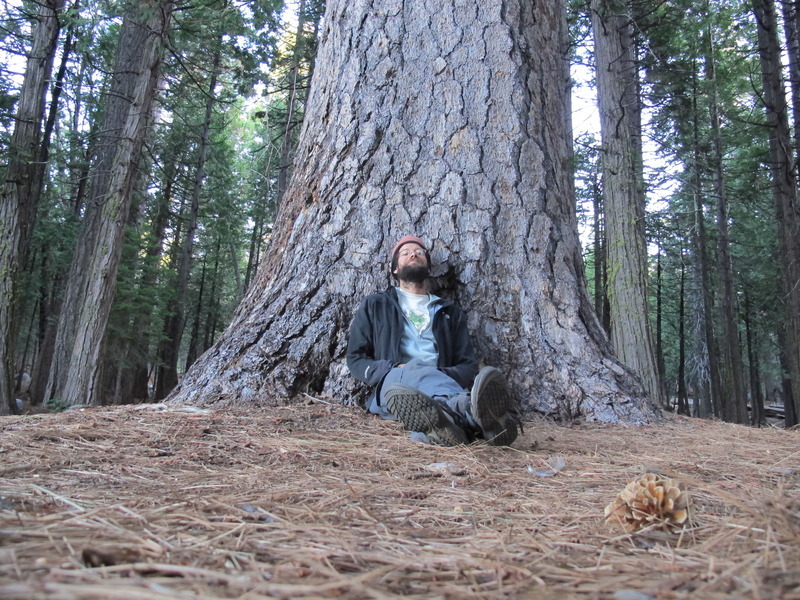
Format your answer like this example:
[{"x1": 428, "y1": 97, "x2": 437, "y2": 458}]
[{"x1": 395, "y1": 287, "x2": 441, "y2": 366}]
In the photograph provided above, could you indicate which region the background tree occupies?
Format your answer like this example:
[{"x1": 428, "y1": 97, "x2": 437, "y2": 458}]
[
  {"x1": 704, "y1": 17, "x2": 748, "y2": 423},
  {"x1": 752, "y1": 0, "x2": 800, "y2": 426},
  {"x1": 0, "y1": 0, "x2": 65, "y2": 415},
  {"x1": 1, "y1": 0, "x2": 301, "y2": 408},
  {"x1": 44, "y1": 0, "x2": 175, "y2": 406},
  {"x1": 153, "y1": 34, "x2": 223, "y2": 400},
  {"x1": 569, "y1": 0, "x2": 790, "y2": 424},
  {"x1": 246, "y1": 0, "x2": 324, "y2": 284},
  {"x1": 591, "y1": 0, "x2": 665, "y2": 408}
]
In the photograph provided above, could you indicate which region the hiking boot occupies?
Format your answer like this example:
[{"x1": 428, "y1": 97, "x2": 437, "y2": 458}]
[
  {"x1": 383, "y1": 384, "x2": 468, "y2": 446},
  {"x1": 470, "y1": 367, "x2": 523, "y2": 446}
]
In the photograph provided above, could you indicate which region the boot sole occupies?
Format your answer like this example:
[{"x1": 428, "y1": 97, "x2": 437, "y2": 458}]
[
  {"x1": 385, "y1": 386, "x2": 467, "y2": 446},
  {"x1": 471, "y1": 368, "x2": 520, "y2": 446}
]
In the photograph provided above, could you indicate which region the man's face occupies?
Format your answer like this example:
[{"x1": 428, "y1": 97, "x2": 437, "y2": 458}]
[{"x1": 394, "y1": 243, "x2": 429, "y2": 283}]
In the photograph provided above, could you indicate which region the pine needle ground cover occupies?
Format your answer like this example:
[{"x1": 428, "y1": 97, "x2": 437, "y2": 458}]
[{"x1": 1, "y1": 404, "x2": 798, "y2": 599}]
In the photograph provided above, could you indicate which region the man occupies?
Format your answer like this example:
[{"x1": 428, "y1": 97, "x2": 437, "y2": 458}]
[{"x1": 346, "y1": 235, "x2": 522, "y2": 446}]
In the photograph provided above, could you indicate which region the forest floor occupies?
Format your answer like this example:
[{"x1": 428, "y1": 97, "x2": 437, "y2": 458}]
[{"x1": 0, "y1": 401, "x2": 798, "y2": 599}]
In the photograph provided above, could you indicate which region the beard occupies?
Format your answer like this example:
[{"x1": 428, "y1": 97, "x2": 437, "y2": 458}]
[{"x1": 395, "y1": 263, "x2": 430, "y2": 284}]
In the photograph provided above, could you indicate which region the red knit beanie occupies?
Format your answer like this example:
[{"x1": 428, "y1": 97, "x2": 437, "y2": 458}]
[{"x1": 390, "y1": 235, "x2": 427, "y2": 262}]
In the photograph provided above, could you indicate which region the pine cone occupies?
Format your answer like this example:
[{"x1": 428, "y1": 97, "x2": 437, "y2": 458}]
[{"x1": 604, "y1": 473, "x2": 691, "y2": 533}]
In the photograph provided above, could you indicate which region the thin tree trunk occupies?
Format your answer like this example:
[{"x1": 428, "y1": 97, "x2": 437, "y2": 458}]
[
  {"x1": 677, "y1": 258, "x2": 689, "y2": 416},
  {"x1": 591, "y1": 0, "x2": 664, "y2": 407},
  {"x1": 244, "y1": 210, "x2": 265, "y2": 291},
  {"x1": 591, "y1": 167, "x2": 610, "y2": 333},
  {"x1": 275, "y1": 0, "x2": 308, "y2": 209},
  {"x1": 744, "y1": 295, "x2": 764, "y2": 426},
  {"x1": 228, "y1": 239, "x2": 243, "y2": 301},
  {"x1": 15, "y1": 294, "x2": 37, "y2": 394},
  {"x1": 130, "y1": 176, "x2": 173, "y2": 401},
  {"x1": 691, "y1": 77, "x2": 723, "y2": 419},
  {"x1": 779, "y1": 330, "x2": 798, "y2": 425},
  {"x1": 203, "y1": 242, "x2": 222, "y2": 353},
  {"x1": 781, "y1": 0, "x2": 800, "y2": 169},
  {"x1": 753, "y1": 0, "x2": 800, "y2": 427},
  {"x1": 0, "y1": 0, "x2": 64, "y2": 415},
  {"x1": 39, "y1": 0, "x2": 75, "y2": 169},
  {"x1": 30, "y1": 250, "x2": 64, "y2": 406},
  {"x1": 691, "y1": 188, "x2": 721, "y2": 418},
  {"x1": 168, "y1": 0, "x2": 660, "y2": 423},
  {"x1": 186, "y1": 257, "x2": 207, "y2": 370},
  {"x1": 655, "y1": 251, "x2": 666, "y2": 407},
  {"x1": 706, "y1": 28, "x2": 748, "y2": 424},
  {"x1": 67, "y1": 49, "x2": 92, "y2": 217},
  {"x1": 153, "y1": 40, "x2": 220, "y2": 400},
  {"x1": 45, "y1": 0, "x2": 174, "y2": 406}
]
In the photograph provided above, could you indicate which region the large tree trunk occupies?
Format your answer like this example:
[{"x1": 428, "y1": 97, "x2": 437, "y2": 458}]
[
  {"x1": 45, "y1": 0, "x2": 174, "y2": 406},
  {"x1": 591, "y1": 0, "x2": 665, "y2": 408},
  {"x1": 0, "y1": 0, "x2": 64, "y2": 415},
  {"x1": 168, "y1": 0, "x2": 661, "y2": 423},
  {"x1": 753, "y1": 0, "x2": 800, "y2": 427}
]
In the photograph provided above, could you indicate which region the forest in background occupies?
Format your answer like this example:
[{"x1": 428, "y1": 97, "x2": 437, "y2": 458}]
[{"x1": 0, "y1": 0, "x2": 798, "y2": 426}]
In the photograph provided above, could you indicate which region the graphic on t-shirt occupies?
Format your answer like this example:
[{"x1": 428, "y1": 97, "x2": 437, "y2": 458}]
[{"x1": 404, "y1": 307, "x2": 430, "y2": 333}]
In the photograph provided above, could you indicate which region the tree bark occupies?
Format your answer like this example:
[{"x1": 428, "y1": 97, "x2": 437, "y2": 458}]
[
  {"x1": 655, "y1": 251, "x2": 666, "y2": 404},
  {"x1": 691, "y1": 175, "x2": 722, "y2": 418},
  {"x1": 753, "y1": 0, "x2": 800, "y2": 427},
  {"x1": 744, "y1": 294, "x2": 764, "y2": 426},
  {"x1": 590, "y1": 160, "x2": 610, "y2": 333},
  {"x1": 780, "y1": 0, "x2": 800, "y2": 167},
  {"x1": 591, "y1": 0, "x2": 665, "y2": 408},
  {"x1": 0, "y1": 0, "x2": 64, "y2": 415},
  {"x1": 676, "y1": 258, "x2": 689, "y2": 416},
  {"x1": 168, "y1": 0, "x2": 660, "y2": 423},
  {"x1": 45, "y1": 0, "x2": 174, "y2": 406}
]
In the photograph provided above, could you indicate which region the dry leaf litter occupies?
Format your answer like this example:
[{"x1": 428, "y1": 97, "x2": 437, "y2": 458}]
[{"x1": 0, "y1": 402, "x2": 798, "y2": 599}]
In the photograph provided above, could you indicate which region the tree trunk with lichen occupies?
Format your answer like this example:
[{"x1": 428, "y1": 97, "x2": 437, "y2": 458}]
[{"x1": 168, "y1": 0, "x2": 661, "y2": 423}]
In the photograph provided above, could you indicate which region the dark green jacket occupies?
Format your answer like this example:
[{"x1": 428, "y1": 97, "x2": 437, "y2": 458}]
[{"x1": 346, "y1": 287, "x2": 479, "y2": 391}]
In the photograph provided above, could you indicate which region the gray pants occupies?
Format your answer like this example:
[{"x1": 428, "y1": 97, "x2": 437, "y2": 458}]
[{"x1": 367, "y1": 360, "x2": 474, "y2": 426}]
